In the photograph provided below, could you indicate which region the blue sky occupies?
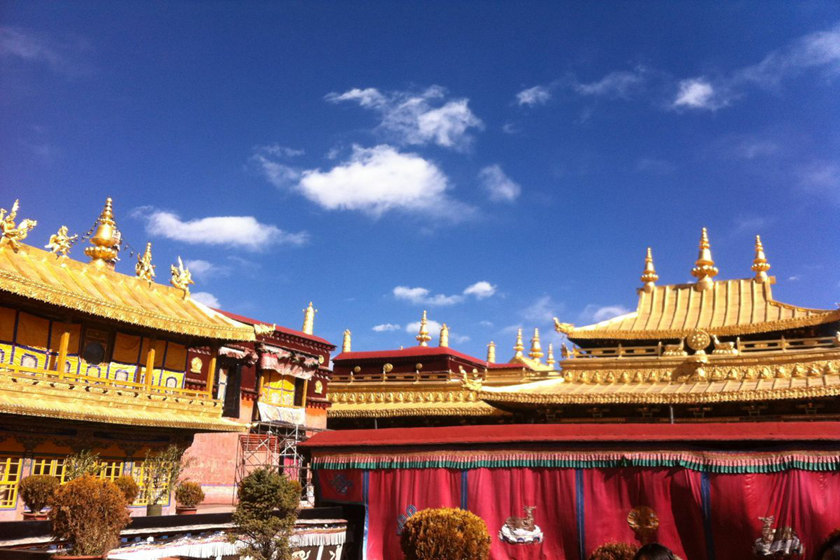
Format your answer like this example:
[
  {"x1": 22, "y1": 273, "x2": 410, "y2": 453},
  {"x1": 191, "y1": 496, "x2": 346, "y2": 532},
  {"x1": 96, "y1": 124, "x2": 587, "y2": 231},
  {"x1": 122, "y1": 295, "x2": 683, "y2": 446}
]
[{"x1": 2, "y1": 2, "x2": 839, "y2": 359}]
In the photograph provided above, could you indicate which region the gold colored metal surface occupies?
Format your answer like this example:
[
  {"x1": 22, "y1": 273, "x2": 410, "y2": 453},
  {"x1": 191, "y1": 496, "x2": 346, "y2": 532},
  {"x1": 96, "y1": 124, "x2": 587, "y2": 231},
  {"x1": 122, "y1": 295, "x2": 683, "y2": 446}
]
[
  {"x1": 135, "y1": 242, "x2": 156, "y2": 285},
  {"x1": 253, "y1": 323, "x2": 276, "y2": 336},
  {"x1": 439, "y1": 323, "x2": 449, "y2": 347},
  {"x1": 416, "y1": 310, "x2": 431, "y2": 346},
  {"x1": 84, "y1": 198, "x2": 120, "y2": 266},
  {"x1": 640, "y1": 247, "x2": 658, "y2": 292},
  {"x1": 45, "y1": 226, "x2": 77, "y2": 257},
  {"x1": 0, "y1": 241, "x2": 254, "y2": 341},
  {"x1": 327, "y1": 385, "x2": 504, "y2": 418},
  {"x1": 546, "y1": 344, "x2": 556, "y2": 367},
  {"x1": 342, "y1": 329, "x2": 352, "y2": 353},
  {"x1": 513, "y1": 328, "x2": 524, "y2": 359},
  {"x1": 0, "y1": 200, "x2": 37, "y2": 252},
  {"x1": 686, "y1": 330, "x2": 711, "y2": 351},
  {"x1": 302, "y1": 301, "x2": 316, "y2": 334},
  {"x1": 553, "y1": 319, "x2": 575, "y2": 335},
  {"x1": 752, "y1": 235, "x2": 771, "y2": 283},
  {"x1": 529, "y1": 328, "x2": 544, "y2": 361},
  {"x1": 487, "y1": 341, "x2": 496, "y2": 363},
  {"x1": 691, "y1": 227, "x2": 718, "y2": 290},
  {"x1": 170, "y1": 256, "x2": 195, "y2": 297}
]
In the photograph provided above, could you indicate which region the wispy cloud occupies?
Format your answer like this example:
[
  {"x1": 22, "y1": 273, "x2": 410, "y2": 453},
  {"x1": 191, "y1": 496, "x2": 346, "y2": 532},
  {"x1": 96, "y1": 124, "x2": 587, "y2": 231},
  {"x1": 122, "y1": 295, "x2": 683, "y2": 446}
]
[
  {"x1": 672, "y1": 78, "x2": 729, "y2": 110},
  {"x1": 516, "y1": 85, "x2": 551, "y2": 106},
  {"x1": 372, "y1": 323, "x2": 401, "y2": 332},
  {"x1": 393, "y1": 281, "x2": 497, "y2": 306},
  {"x1": 573, "y1": 67, "x2": 648, "y2": 98},
  {"x1": 463, "y1": 281, "x2": 497, "y2": 299},
  {"x1": 134, "y1": 207, "x2": 308, "y2": 251},
  {"x1": 184, "y1": 259, "x2": 229, "y2": 280},
  {"x1": 579, "y1": 304, "x2": 631, "y2": 323},
  {"x1": 0, "y1": 26, "x2": 91, "y2": 76},
  {"x1": 478, "y1": 165, "x2": 521, "y2": 202},
  {"x1": 405, "y1": 319, "x2": 442, "y2": 337},
  {"x1": 191, "y1": 291, "x2": 220, "y2": 308},
  {"x1": 797, "y1": 160, "x2": 840, "y2": 203},
  {"x1": 522, "y1": 295, "x2": 562, "y2": 324},
  {"x1": 731, "y1": 216, "x2": 773, "y2": 236},
  {"x1": 326, "y1": 86, "x2": 483, "y2": 151}
]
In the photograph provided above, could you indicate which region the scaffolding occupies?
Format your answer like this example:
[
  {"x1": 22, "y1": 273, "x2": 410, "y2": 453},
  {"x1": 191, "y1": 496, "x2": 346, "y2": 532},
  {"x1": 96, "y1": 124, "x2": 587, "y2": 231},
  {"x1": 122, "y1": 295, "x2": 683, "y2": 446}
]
[{"x1": 235, "y1": 421, "x2": 308, "y2": 502}]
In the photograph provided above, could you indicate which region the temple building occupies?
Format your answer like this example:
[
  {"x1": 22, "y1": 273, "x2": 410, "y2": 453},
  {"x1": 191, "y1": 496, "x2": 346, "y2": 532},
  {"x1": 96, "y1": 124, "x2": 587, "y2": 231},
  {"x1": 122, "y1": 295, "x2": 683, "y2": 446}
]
[{"x1": 327, "y1": 311, "x2": 558, "y2": 428}]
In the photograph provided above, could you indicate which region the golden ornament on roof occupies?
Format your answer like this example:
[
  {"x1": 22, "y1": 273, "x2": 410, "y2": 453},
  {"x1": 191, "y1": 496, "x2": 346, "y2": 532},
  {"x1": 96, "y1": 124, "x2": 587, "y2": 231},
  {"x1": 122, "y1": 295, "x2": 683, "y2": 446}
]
[
  {"x1": 170, "y1": 256, "x2": 195, "y2": 297},
  {"x1": 486, "y1": 341, "x2": 496, "y2": 364},
  {"x1": 691, "y1": 227, "x2": 718, "y2": 290},
  {"x1": 302, "y1": 301, "x2": 317, "y2": 334},
  {"x1": 342, "y1": 329, "x2": 352, "y2": 353},
  {"x1": 553, "y1": 318, "x2": 574, "y2": 335},
  {"x1": 135, "y1": 242, "x2": 156, "y2": 284},
  {"x1": 85, "y1": 197, "x2": 120, "y2": 266},
  {"x1": 529, "y1": 328, "x2": 544, "y2": 361},
  {"x1": 513, "y1": 328, "x2": 524, "y2": 359},
  {"x1": 0, "y1": 199, "x2": 38, "y2": 252},
  {"x1": 640, "y1": 247, "x2": 658, "y2": 292},
  {"x1": 253, "y1": 323, "x2": 276, "y2": 336},
  {"x1": 416, "y1": 310, "x2": 431, "y2": 346},
  {"x1": 751, "y1": 235, "x2": 771, "y2": 283},
  {"x1": 546, "y1": 343, "x2": 556, "y2": 367},
  {"x1": 45, "y1": 225, "x2": 77, "y2": 257},
  {"x1": 439, "y1": 323, "x2": 449, "y2": 347}
]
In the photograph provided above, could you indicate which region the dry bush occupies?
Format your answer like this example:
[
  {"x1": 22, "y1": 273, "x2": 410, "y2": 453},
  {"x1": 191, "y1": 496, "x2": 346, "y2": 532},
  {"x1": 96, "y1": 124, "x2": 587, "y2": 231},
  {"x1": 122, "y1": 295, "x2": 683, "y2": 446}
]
[{"x1": 400, "y1": 508, "x2": 491, "y2": 560}]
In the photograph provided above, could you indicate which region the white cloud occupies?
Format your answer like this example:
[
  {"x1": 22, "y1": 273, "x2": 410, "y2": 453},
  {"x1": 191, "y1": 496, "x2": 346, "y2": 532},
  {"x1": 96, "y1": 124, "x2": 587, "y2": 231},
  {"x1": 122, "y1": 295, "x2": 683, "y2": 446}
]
[
  {"x1": 463, "y1": 281, "x2": 497, "y2": 299},
  {"x1": 478, "y1": 165, "x2": 521, "y2": 202},
  {"x1": 797, "y1": 161, "x2": 840, "y2": 203},
  {"x1": 580, "y1": 304, "x2": 631, "y2": 323},
  {"x1": 135, "y1": 208, "x2": 308, "y2": 251},
  {"x1": 191, "y1": 291, "x2": 220, "y2": 308},
  {"x1": 732, "y1": 216, "x2": 772, "y2": 236},
  {"x1": 405, "y1": 319, "x2": 442, "y2": 337},
  {"x1": 326, "y1": 86, "x2": 483, "y2": 150},
  {"x1": 522, "y1": 296, "x2": 562, "y2": 323},
  {"x1": 673, "y1": 79, "x2": 727, "y2": 110},
  {"x1": 574, "y1": 69, "x2": 647, "y2": 98},
  {"x1": 295, "y1": 145, "x2": 472, "y2": 219},
  {"x1": 516, "y1": 85, "x2": 551, "y2": 106},
  {"x1": 788, "y1": 275, "x2": 801, "y2": 282},
  {"x1": 0, "y1": 26, "x2": 90, "y2": 76},
  {"x1": 372, "y1": 323, "x2": 401, "y2": 332},
  {"x1": 183, "y1": 259, "x2": 228, "y2": 280}
]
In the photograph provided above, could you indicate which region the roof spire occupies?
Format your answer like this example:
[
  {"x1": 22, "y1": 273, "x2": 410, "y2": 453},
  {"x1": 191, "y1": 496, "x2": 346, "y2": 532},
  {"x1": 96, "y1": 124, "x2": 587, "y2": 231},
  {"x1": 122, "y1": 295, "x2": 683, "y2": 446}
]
[
  {"x1": 546, "y1": 343, "x2": 556, "y2": 368},
  {"x1": 486, "y1": 341, "x2": 496, "y2": 364},
  {"x1": 85, "y1": 197, "x2": 120, "y2": 267},
  {"x1": 690, "y1": 227, "x2": 718, "y2": 290},
  {"x1": 752, "y1": 235, "x2": 771, "y2": 283},
  {"x1": 416, "y1": 310, "x2": 431, "y2": 346},
  {"x1": 529, "y1": 328, "x2": 544, "y2": 362},
  {"x1": 342, "y1": 329, "x2": 351, "y2": 353},
  {"x1": 513, "y1": 328, "x2": 524, "y2": 359},
  {"x1": 302, "y1": 302, "x2": 317, "y2": 334},
  {"x1": 640, "y1": 247, "x2": 659, "y2": 292},
  {"x1": 439, "y1": 323, "x2": 449, "y2": 347}
]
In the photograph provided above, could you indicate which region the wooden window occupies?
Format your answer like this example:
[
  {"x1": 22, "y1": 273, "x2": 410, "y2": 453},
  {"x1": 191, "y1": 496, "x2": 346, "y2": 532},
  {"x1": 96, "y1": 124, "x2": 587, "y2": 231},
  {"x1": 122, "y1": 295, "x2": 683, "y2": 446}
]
[
  {"x1": 0, "y1": 457, "x2": 23, "y2": 508},
  {"x1": 30, "y1": 458, "x2": 67, "y2": 483}
]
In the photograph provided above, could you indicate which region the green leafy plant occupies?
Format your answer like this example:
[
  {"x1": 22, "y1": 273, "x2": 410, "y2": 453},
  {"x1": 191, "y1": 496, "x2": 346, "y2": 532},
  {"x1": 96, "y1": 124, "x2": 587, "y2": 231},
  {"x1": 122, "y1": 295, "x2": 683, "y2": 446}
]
[
  {"x1": 114, "y1": 475, "x2": 140, "y2": 505},
  {"x1": 231, "y1": 467, "x2": 301, "y2": 560},
  {"x1": 63, "y1": 450, "x2": 103, "y2": 481},
  {"x1": 175, "y1": 481, "x2": 205, "y2": 508},
  {"x1": 48, "y1": 475, "x2": 131, "y2": 556},
  {"x1": 19, "y1": 475, "x2": 60, "y2": 514},
  {"x1": 587, "y1": 542, "x2": 640, "y2": 560},
  {"x1": 141, "y1": 445, "x2": 188, "y2": 506},
  {"x1": 400, "y1": 507, "x2": 491, "y2": 560}
]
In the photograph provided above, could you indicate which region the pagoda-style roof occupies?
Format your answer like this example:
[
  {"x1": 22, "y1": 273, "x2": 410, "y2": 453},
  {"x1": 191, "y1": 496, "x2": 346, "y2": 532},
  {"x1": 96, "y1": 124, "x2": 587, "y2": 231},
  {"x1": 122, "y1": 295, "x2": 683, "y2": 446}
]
[{"x1": 563, "y1": 278, "x2": 840, "y2": 341}]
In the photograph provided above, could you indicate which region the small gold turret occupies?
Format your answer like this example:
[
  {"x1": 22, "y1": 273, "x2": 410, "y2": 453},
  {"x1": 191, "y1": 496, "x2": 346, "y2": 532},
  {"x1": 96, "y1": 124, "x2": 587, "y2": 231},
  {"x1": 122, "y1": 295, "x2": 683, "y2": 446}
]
[
  {"x1": 546, "y1": 343, "x2": 556, "y2": 367},
  {"x1": 691, "y1": 227, "x2": 718, "y2": 290},
  {"x1": 342, "y1": 329, "x2": 352, "y2": 353},
  {"x1": 752, "y1": 235, "x2": 771, "y2": 283},
  {"x1": 135, "y1": 242, "x2": 156, "y2": 285},
  {"x1": 513, "y1": 328, "x2": 524, "y2": 359},
  {"x1": 640, "y1": 247, "x2": 659, "y2": 292},
  {"x1": 487, "y1": 341, "x2": 496, "y2": 363},
  {"x1": 416, "y1": 311, "x2": 431, "y2": 346},
  {"x1": 529, "y1": 328, "x2": 544, "y2": 361},
  {"x1": 85, "y1": 198, "x2": 120, "y2": 267},
  {"x1": 302, "y1": 302, "x2": 317, "y2": 335},
  {"x1": 439, "y1": 323, "x2": 449, "y2": 347}
]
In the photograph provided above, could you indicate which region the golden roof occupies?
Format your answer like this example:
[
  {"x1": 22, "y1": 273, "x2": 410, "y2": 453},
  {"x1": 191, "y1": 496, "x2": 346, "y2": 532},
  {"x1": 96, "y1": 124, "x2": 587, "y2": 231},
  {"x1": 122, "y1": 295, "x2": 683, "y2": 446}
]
[
  {"x1": 327, "y1": 385, "x2": 506, "y2": 418},
  {"x1": 558, "y1": 278, "x2": 840, "y2": 340},
  {"x1": 0, "y1": 241, "x2": 254, "y2": 341}
]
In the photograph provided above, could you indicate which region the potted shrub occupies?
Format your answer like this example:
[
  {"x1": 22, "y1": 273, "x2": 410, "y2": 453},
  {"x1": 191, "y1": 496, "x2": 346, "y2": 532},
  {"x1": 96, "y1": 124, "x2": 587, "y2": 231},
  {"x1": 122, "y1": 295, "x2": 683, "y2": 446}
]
[
  {"x1": 174, "y1": 481, "x2": 204, "y2": 514},
  {"x1": 400, "y1": 507, "x2": 491, "y2": 560},
  {"x1": 140, "y1": 445, "x2": 187, "y2": 516},
  {"x1": 113, "y1": 475, "x2": 139, "y2": 506},
  {"x1": 48, "y1": 474, "x2": 130, "y2": 558},
  {"x1": 587, "y1": 542, "x2": 640, "y2": 560},
  {"x1": 19, "y1": 474, "x2": 59, "y2": 520}
]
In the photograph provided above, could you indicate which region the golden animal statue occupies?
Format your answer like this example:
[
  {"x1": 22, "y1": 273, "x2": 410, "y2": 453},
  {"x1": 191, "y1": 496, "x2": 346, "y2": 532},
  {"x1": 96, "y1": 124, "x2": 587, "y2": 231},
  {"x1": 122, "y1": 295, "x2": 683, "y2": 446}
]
[
  {"x1": 45, "y1": 225, "x2": 78, "y2": 257},
  {"x1": 0, "y1": 200, "x2": 37, "y2": 252},
  {"x1": 711, "y1": 334, "x2": 739, "y2": 355},
  {"x1": 135, "y1": 242, "x2": 156, "y2": 284},
  {"x1": 505, "y1": 506, "x2": 536, "y2": 532},
  {"x1": 663, "y1": 338, "x2": 687, "y2": 357},
  {"x1": 170, "y1": 256, "x2": 195, "y2": 297},
  {"x1": 553, "y1": 317, "x2": 574, "y2": 334}
]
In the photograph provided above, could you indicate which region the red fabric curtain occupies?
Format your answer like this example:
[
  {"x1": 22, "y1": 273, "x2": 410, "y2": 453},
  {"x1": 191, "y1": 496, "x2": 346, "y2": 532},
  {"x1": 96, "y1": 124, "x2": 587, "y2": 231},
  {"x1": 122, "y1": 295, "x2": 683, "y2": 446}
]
[
  {"x1": 366, "y1": 468, "x2": 462, "y2": 560},
  {"x1": 316, "y1": 468, "x2": 364, "y2": 504},
  {"x1": 709, "y1": 470, "x2": 840, "y2": 560},
  {"x1": 582, "y1": 468, "x2": 707, "y2": 560},
  {"x1": 467, "y1": 467, "x2": 580, "y2": 560}
]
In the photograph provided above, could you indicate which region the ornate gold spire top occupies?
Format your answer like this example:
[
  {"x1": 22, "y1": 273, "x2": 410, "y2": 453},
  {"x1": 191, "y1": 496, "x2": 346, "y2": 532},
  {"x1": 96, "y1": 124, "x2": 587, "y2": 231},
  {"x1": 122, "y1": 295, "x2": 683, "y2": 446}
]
[
  {"x1": 546, "y1": 343, "x2": 556, "y2": 367},
  {"x1": 45, "y1": 226, "x2": 77, "y2": 258},
  {"x1": 439, "y1": 323, "x2": 449, "y2": 347},
  {"x1": 416, "y1": 310, "x2": 431, "y2": 346},
  {"x1": 751, "y1": 235, "x2": 771, "y2": 283},
  {"x1": 529, "y1": 328, "x2": 544, "y2": 361},
  {"x1": 85, "y1": 197, "x2": 120, "y2": 267},
  {"x1": 640, "y1": 247, "x2": 659, "y2": 292},
  {"x1": 486, "y1": 341, "x2": 496, "y2": 364},
  {"x1": 170, "y1": 256, "x2": 194, "y2": 298},
  {"x1": 513, "y1": 328, "x2": 524, "y2": 359},
  {"x1": 342, "y1": 329, "x2": 352, "y2": 353},
  {"x1": 690, "y1": 227, "x2": 718, "y2": 290},
  {"x1": 1, "y1": 199, "x2": 37, "y2": 252},
  {"x1": 135, "y1": 242, "x2": 156, "y2": 285},
  {"x1": 302, "y1": 302, "x2": 317, "y2": 334}
]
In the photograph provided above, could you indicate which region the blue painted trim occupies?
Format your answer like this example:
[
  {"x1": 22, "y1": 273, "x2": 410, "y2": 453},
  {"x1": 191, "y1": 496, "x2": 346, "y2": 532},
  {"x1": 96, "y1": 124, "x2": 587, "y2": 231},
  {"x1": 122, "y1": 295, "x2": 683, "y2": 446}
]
[
  {"x1": 701, "y1": 471, "x2": 715, "y2": 560},
  {"x1": 363, "y1": 470, "x2": 369, "y2": 560},
  {"x1": 576, "y1": 468, "x2": 585, "y2": 560},
  {"x1": 461, "y1": 470, "x2": 468, "y2": 510}
]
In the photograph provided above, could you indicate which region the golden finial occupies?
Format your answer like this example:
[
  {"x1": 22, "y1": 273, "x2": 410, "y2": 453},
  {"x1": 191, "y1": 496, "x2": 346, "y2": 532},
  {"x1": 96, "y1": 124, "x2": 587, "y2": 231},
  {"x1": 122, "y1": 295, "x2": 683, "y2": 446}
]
[
  {"x1": 640, "y1": 247, "x2": 659, "y2": 292},
  {"x1": 752, "y1": 235, "x2": 771, "y2": 283},
  {"x1": 170, "y1": 256, "x2": 194, "y2": 298},
  {"x1": 691, "y1": 227, "x2": 718, "y2": 290},
  {"x1": 0, "y1": 199, "x2": 37, "y2": 252},
  {"x1": 85, "y1": 197, "x2": 120, "y2": 267},
  {"x1": 302, "y1": 302, "x2": 317, "y2": 334},
  {"x1": 439, "y1": 323, "x2": 449, "y2": 347},
  {"x1": 135, "y1": 242, "x2": 156, "y2": 285},
  {"x1": 45, "y1": 225, "x2": 77, "y2": 258},
  {"x1": 487, "y1": 341, "x2": 496, "y2": 363},
  {"x1": 342, "y1": 329, "x2": 352, "y2": 353},
  {"x1": 416, "y1": 310, "x2": 431, "y2": 346},
  {"x1": 529, "y1": 328, "x2": 544, "y2": 361},
  {"x1": 553, "y1": 317, "x2": 574, "y2": 335},
  {"x1": 513, "y1": 328, "x2": 524, "y2": 359},
  {"x1": 546, "y1": 343, "x2": 556, "y2": 367}
]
